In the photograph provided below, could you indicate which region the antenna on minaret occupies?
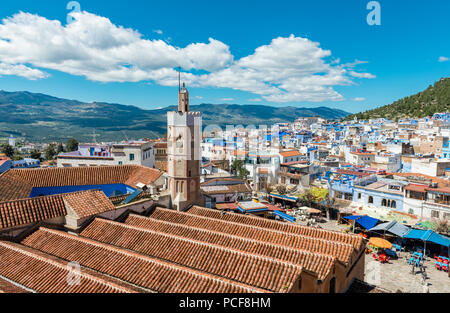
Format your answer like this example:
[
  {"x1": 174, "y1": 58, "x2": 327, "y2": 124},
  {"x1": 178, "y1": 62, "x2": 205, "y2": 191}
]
[{"x1": 178, "y1": 66, "x2": 181, "y2": 92}]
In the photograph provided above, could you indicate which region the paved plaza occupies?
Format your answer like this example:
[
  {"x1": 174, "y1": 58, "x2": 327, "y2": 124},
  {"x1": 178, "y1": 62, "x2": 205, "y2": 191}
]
[
  {"x1": 363, "y1": 253, "x2": 450, "y2": 293},
  {"x1": 294, "y1": 216, "x2": 450, "y2": 293}
]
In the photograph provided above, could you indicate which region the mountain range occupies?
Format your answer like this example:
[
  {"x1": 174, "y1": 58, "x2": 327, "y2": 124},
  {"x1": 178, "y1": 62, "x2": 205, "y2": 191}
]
[{"x1": 0, "y1": 91, "x2": 349, "y2": 143}]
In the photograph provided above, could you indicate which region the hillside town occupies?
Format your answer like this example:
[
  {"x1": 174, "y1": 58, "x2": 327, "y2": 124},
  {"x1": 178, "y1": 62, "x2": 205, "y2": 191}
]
[{"x1": 0, "y1": 84, "x2": 448, "y2": 294}]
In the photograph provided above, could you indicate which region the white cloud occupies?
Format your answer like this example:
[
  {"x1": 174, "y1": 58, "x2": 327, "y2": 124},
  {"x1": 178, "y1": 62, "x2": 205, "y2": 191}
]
[
  {"x1": 0, "y1": 11, "x2": 375, "y2": 103},
  {"x1": 153, "y1": 29, "x2": 163, "y2": 35},
  {"x1": 352, "y1": 97, "x2": 366, "y2": 101},
  {"x1": 439, "y1": 56, "x2": 449, "y2": 62},
  {"x1": 220, "y1": 98, "x2": 234, "y2": 102},
  {"x1": 248, "y1": 98, "x2": 262, "y2": 102},
  {"x1": 349, "y1": 71, "x2": 376, "y2": 79},
  {"x1": 0, "y1": 62, "x2": 48, "y2": 79}
]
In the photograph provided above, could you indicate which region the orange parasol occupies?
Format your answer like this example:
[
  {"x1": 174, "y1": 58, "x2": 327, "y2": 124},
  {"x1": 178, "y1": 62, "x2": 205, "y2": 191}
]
[
  {"x1": 308, "y1": 208, "x2": 321, "y2": 214},
  {"x1": 369, "y1": 237, "x2": 392, "y2": 249}
]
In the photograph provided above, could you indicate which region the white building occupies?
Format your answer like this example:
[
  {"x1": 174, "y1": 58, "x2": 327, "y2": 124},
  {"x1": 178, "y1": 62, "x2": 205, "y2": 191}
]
[{"x1": 57, "y1": 141, "x2": 155, "y2": 168}]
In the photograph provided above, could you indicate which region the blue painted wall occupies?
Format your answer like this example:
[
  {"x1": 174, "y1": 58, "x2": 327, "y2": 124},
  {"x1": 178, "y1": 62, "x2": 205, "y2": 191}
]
[{"x1": 30, "y1": 183, "x2": 135, "y2": 198}]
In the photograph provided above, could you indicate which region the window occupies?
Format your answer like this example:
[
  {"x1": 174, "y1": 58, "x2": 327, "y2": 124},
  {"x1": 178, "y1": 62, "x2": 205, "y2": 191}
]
[
  {"x1": 118, "y1": 161, "x2": 123, "y2": 165},
  {"x1": 391, "y1": 200, "x2": 396, "y2": 209},
  {"x1": 368, "y1": 196, "x2": 374, "y2": 204},
  {"x1": 381, "y1": 199, "x2": 387, "y2": 207},
  {"x1": 129, "y1": 154, "x2": 135, "y2": 161},
  {"x1": 431, "y1": 210, "x2": 440, "y2": 218},
  {"x1": 358, "y1": 193, "x2": 361, "y2": 199}
]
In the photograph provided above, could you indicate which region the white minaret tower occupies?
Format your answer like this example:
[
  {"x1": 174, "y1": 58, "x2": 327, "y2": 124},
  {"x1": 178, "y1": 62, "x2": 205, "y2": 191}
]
[
  {"x1": 167, "y1": 78, "x2": 202, "y2": 210},
  {"x1": 8, "y1": 135, "x2": 15, "y2": 148}
]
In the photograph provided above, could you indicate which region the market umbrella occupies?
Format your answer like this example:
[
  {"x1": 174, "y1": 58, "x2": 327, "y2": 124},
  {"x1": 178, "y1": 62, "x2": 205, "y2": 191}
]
[
  {"x1": 308, "y1": 208, "x2": 321, "y2": 214},
  {"x1": 369, "y1": 237, "x2": 392, "y2": 249}
]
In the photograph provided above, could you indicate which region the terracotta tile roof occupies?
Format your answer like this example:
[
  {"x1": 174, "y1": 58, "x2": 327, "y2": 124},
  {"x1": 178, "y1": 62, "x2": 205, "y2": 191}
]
[
  {"x1": 154, "y1": 160, "x2": 168, "y2": 172},
  {"x1": 281, "y1": 160, "x2": 308, "y2": 166},
  {"x1": 80, "y1": 218, "x2": 302, "y2": 292},
  {"x1": 0, "y1": 165, "x2": 163, "y2": 202},
  {"x1": 0, "y1": 194, "x2": 66, "y2": 230},
  {"x1": 0, "y1": 190, "x2": 116, "y2": 230},
  {"x1": 279, "y1": 150, "x2": 302, "y2": 157},
  {"x1": 149, "y1": 207, "x2": 356, "y2": 264},
  {"x1": 0, "y1": 277, "x2": 30, "y2": 293},
  {"x1": 124, "y1": 214, "x2": 335, "y2": 280},
  {"x1": 0, "y1": 241, "x2": 139, "y2": 293},
  {"x1": 188, "y1": 206, "x2": 364, "y2": 250},
  {"x1": 336, "y1": 169, "x2": 370, "y2": 177},
  {"x1": 388, "y1": 172, "x2": 450, "y2": 188},
  {"x1": 405, "y1": 184, "x2": 428, "y2": 193},
  {"x1": 215, "y1": 203, "x2": 239, "y2": 210},
  {"x1": 22, "y1": 227, "x2": 266, "y2": 293},
  {"x1": 0, "y1": 174, "x2": 33, "y2": 203},
  {"x1": 62, "y1": 189, "x2": 114, "y2": 219}
]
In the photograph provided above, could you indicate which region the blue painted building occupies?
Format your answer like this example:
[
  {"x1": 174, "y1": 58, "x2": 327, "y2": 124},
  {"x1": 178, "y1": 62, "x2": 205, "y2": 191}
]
[
  {"x1": 13, "y1": 158, "x2": 40, "y2": 169},
  {"x1": 353, "y1": 179, "x2": 408, "y2": 212},
  {"x1": 0, "y1": 158, "x2": 12, "y2": 174}
]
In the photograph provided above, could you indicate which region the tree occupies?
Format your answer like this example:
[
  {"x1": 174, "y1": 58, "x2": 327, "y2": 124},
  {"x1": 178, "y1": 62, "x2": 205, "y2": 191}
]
[
  {"x1": 45, "y1": 144, "x2": 57, "y2": 160},
  {"x1": 57, "y1": 143, "x2": 65, "y2": 154},
  {"x1": 66, "y1": 138, "x2": 79, "y2": 152},
  {"x1": 435, "y1": 219, "x2": 449, "y2": 234},
  {"x1": 30, "y1": 150, "x2": 42, "y2": 160},
  {"x1": 1, "y1": 144, "x2": 14, "y2": 158},
  {"x1": 264, "y1": 184, "x2": 275, "y2": 195},
  {"x1": 276, "y1": 184, "x2": 287, "y2": 195},
  {"x1": 13, "y1": 154, "x2": 24, "y2": 161},
  {"x1": 231, "y1": 159, "x2": 249, "y2": 179}
]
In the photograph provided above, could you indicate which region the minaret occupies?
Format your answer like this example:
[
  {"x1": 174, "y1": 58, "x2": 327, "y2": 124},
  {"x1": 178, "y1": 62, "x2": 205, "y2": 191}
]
[
  {"x1": 178, "y1": 83, "x2": 189, "y2": 113},
  {"x1": 167, "y1": 81, "x2": 202, "y2": 210}
]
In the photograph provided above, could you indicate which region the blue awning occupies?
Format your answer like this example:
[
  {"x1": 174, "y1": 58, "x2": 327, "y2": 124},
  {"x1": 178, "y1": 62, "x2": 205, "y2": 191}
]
[
  {"x1": 273, "y1": 210, "x2": 296, "y2": 222},
  {"x1": 343, "y1": 215, "x2": 379, "y2": 229},
  {"x1": 404, "y1": 229, "x2": 450, "y2": 247},
  {"x1": 237, "y1": 206, "x2": 268, "y2": 214},
  {"x1": 269, "y1": 194, "x2": 298, "y2": 202},
  {"x1": 427, "y1": 232, "x2": 450, "y2": 247},
  {"x1": 404, "y1": 229, "x2": 431, "y2": 240}
]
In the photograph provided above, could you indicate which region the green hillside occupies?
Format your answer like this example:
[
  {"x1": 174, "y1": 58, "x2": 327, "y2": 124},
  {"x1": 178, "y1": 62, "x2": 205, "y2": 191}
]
[{"x1": 346, "y1": 78, "x2": 450, "y2": 121}]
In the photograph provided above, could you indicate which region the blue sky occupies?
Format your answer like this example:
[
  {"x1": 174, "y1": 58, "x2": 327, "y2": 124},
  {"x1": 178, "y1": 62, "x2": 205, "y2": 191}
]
[{"x1": 0, "y1": 0, "x2": 448, "y2": 113}]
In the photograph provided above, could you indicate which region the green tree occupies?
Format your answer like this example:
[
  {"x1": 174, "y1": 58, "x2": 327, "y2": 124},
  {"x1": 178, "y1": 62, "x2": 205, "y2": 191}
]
[
  {"x1": 30, "y1": 150, "x2": 42, "y2": 160},
  {"x1": 1, "y1": 144, "x2": 14, "y2": 158},
  {"x1": 13, "y1": 154, "x2": 24, "y2": 161},
  {"x1": 66, "y1": 138, "x2": 79, "y2": 152},
  {"x1": 57, "y1": 143, "x2": 65, "y2": 154},
  {"x1": 231, "y1": 159, "x2": 250, "y2": 179},
  {"x1": 275, "y1": 184, "x2": 287, "y2": 195},
  {"x1": 45, "y1": 144, "x2": 57, "y2": 160}
]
